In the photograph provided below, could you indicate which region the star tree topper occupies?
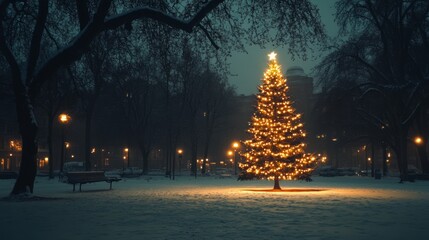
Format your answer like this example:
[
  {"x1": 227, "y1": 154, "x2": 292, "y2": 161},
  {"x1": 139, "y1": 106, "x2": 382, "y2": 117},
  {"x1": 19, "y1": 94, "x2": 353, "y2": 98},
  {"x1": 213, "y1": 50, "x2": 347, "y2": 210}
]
[{"x1": 268, "y1": 51, "x2": 277, "y2": 61}]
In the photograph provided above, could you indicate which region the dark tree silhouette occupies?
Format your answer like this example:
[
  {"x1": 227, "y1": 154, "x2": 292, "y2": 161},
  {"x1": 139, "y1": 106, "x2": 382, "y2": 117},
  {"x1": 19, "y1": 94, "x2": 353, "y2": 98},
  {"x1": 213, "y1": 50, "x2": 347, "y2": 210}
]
[
  {"x1": 0, "y1": 0, "x2": 324, "y2": 196},
  {"x1": 315, "y1": 0, "x2": 429, "y2": 179}
]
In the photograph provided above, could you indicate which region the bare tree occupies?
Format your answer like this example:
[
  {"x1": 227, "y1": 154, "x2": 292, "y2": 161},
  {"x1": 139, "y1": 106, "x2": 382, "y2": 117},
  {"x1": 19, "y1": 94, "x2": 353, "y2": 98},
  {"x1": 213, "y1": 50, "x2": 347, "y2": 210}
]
[
  {"x1": 0, "y1": 0, "x2": 324, "y2": 196},
  {"x1": 316, "y1": 0, "x2": 429, "y2": 180},
  {"x1": 36, "y1": 68, "x2": 74, "y2": 178},
  {"x1": 200, "y1": 69, "x2": 235, "y2": 175}
]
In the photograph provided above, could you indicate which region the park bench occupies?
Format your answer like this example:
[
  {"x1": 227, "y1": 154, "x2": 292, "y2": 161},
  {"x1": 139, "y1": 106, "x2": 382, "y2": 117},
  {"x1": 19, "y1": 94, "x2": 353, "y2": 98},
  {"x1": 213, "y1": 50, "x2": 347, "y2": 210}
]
[{"x1": 65, "y1": 171, "x2": 121, "y2": 192}]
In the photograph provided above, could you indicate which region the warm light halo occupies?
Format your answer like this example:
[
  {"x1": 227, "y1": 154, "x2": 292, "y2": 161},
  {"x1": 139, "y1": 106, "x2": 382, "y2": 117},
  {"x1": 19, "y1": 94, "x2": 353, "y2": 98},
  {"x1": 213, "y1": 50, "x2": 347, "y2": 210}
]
[
  {"x1": 414, "y1": 137, "x2": 423, "y2": 145},
  {"x1": 58, "y1": 113, "x2": 71, "y2": 123}
]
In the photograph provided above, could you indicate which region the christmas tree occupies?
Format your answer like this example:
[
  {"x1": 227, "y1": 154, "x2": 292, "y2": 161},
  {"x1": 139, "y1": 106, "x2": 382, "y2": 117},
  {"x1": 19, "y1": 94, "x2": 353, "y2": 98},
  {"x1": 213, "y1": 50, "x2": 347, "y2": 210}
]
[{"x1": 240, "y1": 52, "x2": 316, "y2": 190}]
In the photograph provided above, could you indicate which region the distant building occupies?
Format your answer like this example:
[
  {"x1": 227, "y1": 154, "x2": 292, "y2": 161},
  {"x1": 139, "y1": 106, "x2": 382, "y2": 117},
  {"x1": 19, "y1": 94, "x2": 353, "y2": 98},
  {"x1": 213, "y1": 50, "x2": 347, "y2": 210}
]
[{"x1": 285, "y1": 66, "x2": 314, "y2": 121}]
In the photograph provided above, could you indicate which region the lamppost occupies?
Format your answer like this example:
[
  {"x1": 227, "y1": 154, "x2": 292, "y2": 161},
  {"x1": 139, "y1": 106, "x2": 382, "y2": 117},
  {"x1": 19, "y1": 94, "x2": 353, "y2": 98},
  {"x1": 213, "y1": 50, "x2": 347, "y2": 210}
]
[
  {"x1": 232, "y1": 141, "x2": 239, "y2": 175},
  {"x1": 65, "y1": 142, "x2": 70, "y2": 163},
  {"x1": 59, "y1": 113, "x2": 71, "y2": 179},
  {"x1": 227, "y1": 150, "x2": 233, "y2": 173},
  {"x1": 414, "y1": 136, "x2": 423, "y2": 173},
  {"x1": 356, "y1": 149, "x2": 360, "y2": 169},
  {"x1": 124, "y1": 148, "x2": 129, "y2": 172},
  {"x1": 364, "y1": 145, "x2": 368, "y2": 176},
  {"x1": 177, "y1": 149, "x2": 183, "y2": 177},
  {"x1": 91, "y1": 147, "x2": 96, "y2": 169}
]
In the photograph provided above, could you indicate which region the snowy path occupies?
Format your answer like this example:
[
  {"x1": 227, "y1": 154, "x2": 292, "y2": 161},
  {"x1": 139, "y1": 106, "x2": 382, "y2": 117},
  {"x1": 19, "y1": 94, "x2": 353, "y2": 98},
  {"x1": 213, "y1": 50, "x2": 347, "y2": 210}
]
[{"x1": 1, "y1": 176, "x2": 428, "y2": 240}]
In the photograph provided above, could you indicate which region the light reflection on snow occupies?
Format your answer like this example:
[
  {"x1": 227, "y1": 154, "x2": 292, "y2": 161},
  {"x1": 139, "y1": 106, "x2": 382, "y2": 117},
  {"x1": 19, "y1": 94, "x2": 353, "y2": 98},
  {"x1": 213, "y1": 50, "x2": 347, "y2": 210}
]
[{"x1": 1, "y1": 176, "x2": 428, "y2": 240}]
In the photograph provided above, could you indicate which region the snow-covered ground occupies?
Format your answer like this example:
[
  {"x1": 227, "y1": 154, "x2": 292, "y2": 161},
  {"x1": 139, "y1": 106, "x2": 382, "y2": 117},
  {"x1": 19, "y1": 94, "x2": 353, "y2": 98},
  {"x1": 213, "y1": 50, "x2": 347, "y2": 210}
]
[{"x1": 1, "y1": 176, "x2": 428, "y2": 240}]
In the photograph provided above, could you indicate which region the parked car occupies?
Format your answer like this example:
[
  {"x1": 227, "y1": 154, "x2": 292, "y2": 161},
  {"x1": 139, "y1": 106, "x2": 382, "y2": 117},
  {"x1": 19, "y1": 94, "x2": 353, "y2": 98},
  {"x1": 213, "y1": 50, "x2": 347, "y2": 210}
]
[
  {"x1": 319, "y1": 168, "x2": 340, "y2": 177},
  {"x1": 319, "y1": 167, "x2": 357, "y2": 177}
]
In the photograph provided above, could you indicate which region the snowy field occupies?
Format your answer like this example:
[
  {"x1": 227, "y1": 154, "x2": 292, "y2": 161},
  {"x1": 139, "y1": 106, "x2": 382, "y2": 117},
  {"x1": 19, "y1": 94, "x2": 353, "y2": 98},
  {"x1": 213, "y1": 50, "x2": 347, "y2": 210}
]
[{"x1": 1, "y1": 175, "x2": 429, "y2": 240}]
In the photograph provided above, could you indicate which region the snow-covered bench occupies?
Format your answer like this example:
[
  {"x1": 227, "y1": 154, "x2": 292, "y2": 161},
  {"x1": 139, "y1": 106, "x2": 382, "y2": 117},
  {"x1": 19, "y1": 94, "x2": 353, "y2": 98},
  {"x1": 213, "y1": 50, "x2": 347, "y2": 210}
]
[{"x1": 65, "y1": 171, "x2": 121, "y2": 192}]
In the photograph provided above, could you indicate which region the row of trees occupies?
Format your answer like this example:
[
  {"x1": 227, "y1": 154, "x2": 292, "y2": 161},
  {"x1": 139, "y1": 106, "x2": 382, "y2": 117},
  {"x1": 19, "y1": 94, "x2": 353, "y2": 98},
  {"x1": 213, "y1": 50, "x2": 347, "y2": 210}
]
[
  {"x1": 0, "y1": 0, "x2": 325, "y2": 196},
  {"x1": 315, "y1": 0, "x2": 429, "y2": 180},
  {"x1": 33, "y1": 32, "x2": 236, "y2": 179}
]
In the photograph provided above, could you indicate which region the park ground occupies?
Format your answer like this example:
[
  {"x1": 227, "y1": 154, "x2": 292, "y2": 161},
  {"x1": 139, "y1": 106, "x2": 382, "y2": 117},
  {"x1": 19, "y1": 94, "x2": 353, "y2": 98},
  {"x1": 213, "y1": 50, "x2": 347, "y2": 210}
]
[{"x1": 1, "y1": 175, "x2": 429, "y2": 240}]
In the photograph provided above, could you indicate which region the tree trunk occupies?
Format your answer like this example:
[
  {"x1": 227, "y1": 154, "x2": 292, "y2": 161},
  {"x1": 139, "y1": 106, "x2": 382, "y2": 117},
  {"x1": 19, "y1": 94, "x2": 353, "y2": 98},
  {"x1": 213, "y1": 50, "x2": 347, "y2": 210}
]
[
  {"x1": 416, "y1": 138, "x2": 429, "y2": 174},
  {"x1": 11, "y1": 94, "x2": 38, "y2": 195},
  {"x1": 84, "y1": 104, "x2": 94, "y2": 171},
  {"x1": 139, "y1": 144, "x2": 150, "y2": 175},
  {"x1": 382, "y1": 145, "x2": 388, "y2": 176},
  {"x1": 189, "y1": 110, "x2": 198, "y2": 178},
  {"x1": 371, "y1": 142, "x2": 375, "y2": 177},
  {"x1": 273, "y1": 175, "x2": 281, "y2": 190},
  {"x1": 190, "y1": 128, "x2": 198, "y2": 178},
  {"x1": 201, "y1": 113, "x2": 215, "y2": 175},
  {"x1": 397, "y1": 129, "x2": 409, "y2": 182},
  {"x1": 47, "y1": 114, "x2": 54, "y2": 179}
]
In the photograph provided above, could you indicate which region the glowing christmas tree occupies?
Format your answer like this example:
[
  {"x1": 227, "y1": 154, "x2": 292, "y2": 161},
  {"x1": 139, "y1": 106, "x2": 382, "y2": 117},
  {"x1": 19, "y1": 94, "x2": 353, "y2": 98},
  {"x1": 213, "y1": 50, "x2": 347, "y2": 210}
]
[{"x1": 240, "y1": 52, "x2": 316, "y2": 189}]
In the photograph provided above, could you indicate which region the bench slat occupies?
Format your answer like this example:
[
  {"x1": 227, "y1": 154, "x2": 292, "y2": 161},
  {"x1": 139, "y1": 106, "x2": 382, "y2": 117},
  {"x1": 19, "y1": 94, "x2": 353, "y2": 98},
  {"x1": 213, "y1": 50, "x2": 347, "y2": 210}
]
[{"x1": 65, "y1": 171, "x2": 121, "y2": 192}]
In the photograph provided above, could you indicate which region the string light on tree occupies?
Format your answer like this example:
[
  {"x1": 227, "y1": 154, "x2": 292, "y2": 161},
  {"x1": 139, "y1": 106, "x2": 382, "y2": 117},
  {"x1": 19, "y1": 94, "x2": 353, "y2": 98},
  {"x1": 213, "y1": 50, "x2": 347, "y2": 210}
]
[{"x1": 239, "y1": 51, "x2": 318, "y2": 190}]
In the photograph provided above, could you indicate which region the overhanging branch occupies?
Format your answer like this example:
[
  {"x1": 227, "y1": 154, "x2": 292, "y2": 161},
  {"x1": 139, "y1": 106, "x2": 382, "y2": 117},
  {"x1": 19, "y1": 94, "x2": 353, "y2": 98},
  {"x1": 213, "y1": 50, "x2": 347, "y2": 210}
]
[
  {"x1": 103, "y1": 0, "x2": 224, "y2": 33},
  {"x1": 198, "y1": 23, "x2": 219, "y2": 49},
  {"x1": 29, "y1": 0, "x2": 112, "y2": 100},
  {"x1": 26, "y1": 0, "x2": 49, "y2": 83},
  {"x1": 29, "y1": 0, "x2": 225, "y2": 100}
]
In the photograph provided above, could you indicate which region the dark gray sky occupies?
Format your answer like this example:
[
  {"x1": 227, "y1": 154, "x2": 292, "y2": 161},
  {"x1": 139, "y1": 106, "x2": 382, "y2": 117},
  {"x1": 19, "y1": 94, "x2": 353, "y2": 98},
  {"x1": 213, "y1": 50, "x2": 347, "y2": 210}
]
[{"x1": 228, "y1": 0, "x2": 338, "y2": 95}]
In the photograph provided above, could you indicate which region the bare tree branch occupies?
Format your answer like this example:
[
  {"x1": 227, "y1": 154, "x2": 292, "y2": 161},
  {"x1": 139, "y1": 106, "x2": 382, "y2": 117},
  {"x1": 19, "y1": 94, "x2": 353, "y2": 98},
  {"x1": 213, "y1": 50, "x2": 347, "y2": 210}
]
[
  {"x1": 29, "y1": 0, "x2": 225, "y2": 100},
  {"x1": 198, "y1": 23, "x2": 219, "y2": 49},
  {"x1": 26, "y1": 0, "x2": 49, "y2": 83},
  {"x1": 29, "y1": 0, "x2": 112, "y2": 100},
  {"x1": 348, "y1": 53, "x2": 390, "y2": 83},
  {"x1": 103, "y1": 0, "x2": 225, "y2": 32},
  {"x1": 0, "y1": 12, "x2": 21, "y2": 87},
  {"x1": 76, "y1": 0, "x2": 90, "y2": 30}
]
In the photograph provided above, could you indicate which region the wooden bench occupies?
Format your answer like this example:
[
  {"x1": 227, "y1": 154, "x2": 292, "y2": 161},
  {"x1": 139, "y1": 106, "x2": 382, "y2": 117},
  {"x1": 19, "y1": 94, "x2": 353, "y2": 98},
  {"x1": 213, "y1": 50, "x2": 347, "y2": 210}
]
[{"x1": 65, "y1": 171, "x2": 121, "y2": 192}]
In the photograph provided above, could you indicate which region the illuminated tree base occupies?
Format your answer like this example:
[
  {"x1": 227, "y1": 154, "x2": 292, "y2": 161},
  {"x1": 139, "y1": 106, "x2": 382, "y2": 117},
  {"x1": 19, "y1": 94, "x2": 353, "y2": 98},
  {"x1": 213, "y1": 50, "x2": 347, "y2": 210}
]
[
  {"x1": 245, "y1": 188, "x2": 327, "y2": 193},
  {"x1": 274, "y1": 177, "x2": 281, "y2": 190}
]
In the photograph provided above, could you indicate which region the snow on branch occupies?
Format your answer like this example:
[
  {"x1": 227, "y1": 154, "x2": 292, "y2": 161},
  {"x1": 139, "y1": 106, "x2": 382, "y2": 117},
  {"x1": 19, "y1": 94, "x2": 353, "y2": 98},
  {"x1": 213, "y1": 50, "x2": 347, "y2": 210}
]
[
  {"x1": 29, "y1": 0, "x2": 224, "y2": 100},
  {"x1": 103, "y1": 0, "x2": 224, "y2": 34}
]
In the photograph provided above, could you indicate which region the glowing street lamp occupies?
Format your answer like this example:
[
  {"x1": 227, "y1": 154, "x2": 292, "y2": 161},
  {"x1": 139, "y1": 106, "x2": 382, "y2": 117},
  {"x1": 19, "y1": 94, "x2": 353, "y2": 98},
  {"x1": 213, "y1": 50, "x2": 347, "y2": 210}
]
[
  {"x1": 177, "y1": 149, "x2": 183, "y2": 177},
  {"x1": 232, "y1": 142, "x2": 240, "y2": 175},
  {"x1": 59, "y1": 113, "x2": 71, "y2": 124},
  {"x1": 414, "y1": 137, "x2": 423, "y2": 145},
  {"x1": 123, "y1": 148, "x2": 129, "y2": 171},
  {"x1": 59, "y1": 113, "x2": 71, "y2": 179}
]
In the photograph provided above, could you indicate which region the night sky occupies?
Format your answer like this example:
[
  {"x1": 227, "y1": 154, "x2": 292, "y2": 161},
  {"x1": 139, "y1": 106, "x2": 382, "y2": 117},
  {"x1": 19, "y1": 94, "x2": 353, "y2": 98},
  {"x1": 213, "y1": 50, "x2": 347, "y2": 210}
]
[{"x1": 229, "y1": 0, "x2": 338, "y2": 95}]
